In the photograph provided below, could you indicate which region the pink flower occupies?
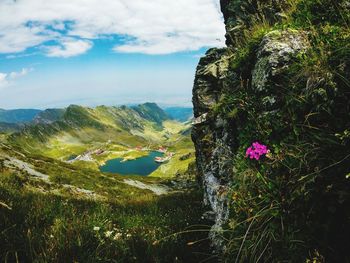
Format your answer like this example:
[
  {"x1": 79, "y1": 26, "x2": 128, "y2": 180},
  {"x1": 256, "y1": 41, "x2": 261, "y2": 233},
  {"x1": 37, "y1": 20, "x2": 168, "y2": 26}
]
[
  {"x1": 245, "y1": 147, "x2": 253, "y2": 157},
  {"x1": 245, "y1": 142, "x2": 269, "y2": 161}
]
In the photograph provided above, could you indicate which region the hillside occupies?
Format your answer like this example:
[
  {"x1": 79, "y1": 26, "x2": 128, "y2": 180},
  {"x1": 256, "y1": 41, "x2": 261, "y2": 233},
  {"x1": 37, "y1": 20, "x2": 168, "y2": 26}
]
[
  {"x1": 164, "y1": 107, "x2": 193, "y2": 122},
  {"x1": 9, "y1": 103, "x2": 191, "y2": 165},
  {"x1": 0, "y1": 102, "x2": 200, "y2": 262},
  {"x1": 33, "y1": 108, "x2": 66, "y2": 124},
  {"x1": 0, "y1": 139, "x2": 206, "y2": 262},
  {"x1": 132, "y1": 102, "x2": 170, "y2": 125},
  {"x1": 4, "y1": 103, "x2": 196, "y2": 179},
  {"x1": 192, "y1": 0, "x2": 350, "y2": 262},
  {"x1": 0, "y1": 122, "x2": 22, "y2": 133},
  {"x1": 0, "y1": 109, "x2": 41, "y2": 123}
]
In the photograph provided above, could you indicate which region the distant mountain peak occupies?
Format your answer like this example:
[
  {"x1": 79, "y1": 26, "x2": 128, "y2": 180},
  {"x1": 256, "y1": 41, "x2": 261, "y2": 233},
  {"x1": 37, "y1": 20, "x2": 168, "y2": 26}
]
[
  {"x1": 164, "y1": 107, "x2": 193, "y2": 122},
  {"x1": 9, "y1": 103, "x2": 174, "y2": 147},
  {"x1": 34, "y1": 108, "x2": 66, "y2": 124},
  {"x1": 0, "y1": 109, "x2": 42, "y2": 124},
  {"x1": 132, "y1": 103, "x2": 170, "y2": 125}
]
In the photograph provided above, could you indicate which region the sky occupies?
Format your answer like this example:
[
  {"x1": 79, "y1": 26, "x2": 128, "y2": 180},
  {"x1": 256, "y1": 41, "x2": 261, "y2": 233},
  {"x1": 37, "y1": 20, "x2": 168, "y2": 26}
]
[{"x1": 0, "y1": 0, "x2": 225, "y2": 109}]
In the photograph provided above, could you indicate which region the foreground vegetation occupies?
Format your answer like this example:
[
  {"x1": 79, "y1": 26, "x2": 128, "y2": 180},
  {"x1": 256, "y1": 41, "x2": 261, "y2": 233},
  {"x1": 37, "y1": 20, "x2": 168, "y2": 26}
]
[
  {"x1": 0, "y1": 102, "x2": 203, "y2": 262},
  {"x1": 0, "y1": 178, "x2": 209, "y2": 262},
  {"x1": 210, "y1": 0, "x2": 350, "y2": 261},
  {"x1": 0, "y1": 142, "x2": 211, "y2": 263}
]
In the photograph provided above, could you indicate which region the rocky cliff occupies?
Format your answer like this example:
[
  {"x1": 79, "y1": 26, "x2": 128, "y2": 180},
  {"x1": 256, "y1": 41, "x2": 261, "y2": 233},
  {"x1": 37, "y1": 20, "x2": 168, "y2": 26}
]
[{"x1": 192, "y1": 0, "x2": 350, "y2": 261}]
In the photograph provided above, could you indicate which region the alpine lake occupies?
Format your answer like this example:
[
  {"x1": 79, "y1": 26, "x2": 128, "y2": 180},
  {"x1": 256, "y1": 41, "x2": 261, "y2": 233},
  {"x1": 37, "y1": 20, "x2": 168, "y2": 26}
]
[{"x1": 99, "y1": 151, "x2": 164, "y2": 176}]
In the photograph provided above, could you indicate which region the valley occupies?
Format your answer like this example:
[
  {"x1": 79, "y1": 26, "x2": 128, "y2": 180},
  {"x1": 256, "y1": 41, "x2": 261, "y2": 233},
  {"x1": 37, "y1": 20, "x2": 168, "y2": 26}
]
[
  {"x1": 7, "y1": 103, "x2": 194, "y2": 177},
  {"x1": 0, "y1": 103, "x2": 209, "y2": 262},
  {"x1": 1, "y1": 0, "x2": 349, "y2": 261}
]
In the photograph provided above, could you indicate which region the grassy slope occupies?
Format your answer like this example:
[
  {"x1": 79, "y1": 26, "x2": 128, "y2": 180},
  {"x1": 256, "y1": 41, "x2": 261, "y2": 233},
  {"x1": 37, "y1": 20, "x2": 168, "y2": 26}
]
[
  {"x1": 0, "y1": 142, "x2": 211, "y2": 263},
  {"x1": 0, "y1": 105, "x2": 201, "y2": 262},
  {"x1": 1, "y1": 185, "x2": 210, "y2": 263},
  {"x1": 150, "y1": 122, "x2": 195, "y2": 178},
  {"x1": 9, "y1": 104, "x2": 194, "y2": 173}
]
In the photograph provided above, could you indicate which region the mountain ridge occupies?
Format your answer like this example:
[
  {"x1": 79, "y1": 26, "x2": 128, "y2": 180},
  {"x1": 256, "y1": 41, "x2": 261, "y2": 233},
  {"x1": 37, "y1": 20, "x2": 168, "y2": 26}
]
[
  {"x1": 164, "y1": 107, "x2": 193, "y2": 122},
  {"x1": 8, "y1": 102, "x2": 189, "y2": 164},
  {"x1": 0, "y1": 109, "x2": 42, "y2": 124}
]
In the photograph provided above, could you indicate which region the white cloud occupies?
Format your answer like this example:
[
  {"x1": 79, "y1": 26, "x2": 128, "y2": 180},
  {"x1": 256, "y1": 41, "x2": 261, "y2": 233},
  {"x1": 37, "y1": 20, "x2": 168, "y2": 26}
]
[
  {"x1": 6, "y1": 52, "x2": 40, "y2": 59},
  {"x1": 0, "y1": 0, "x2": 225, "y2": 56},
  {"x1": 0, "y1": 73, "x2": 8, "y2": 87},
  {"x1": 0, "y1": 68, "x2": 33, "y2": 88},
  {"x1": 0, "y1": 25, "x2": 51, "y2": 53},
  {"x1": 44, "y1": 38, "x2": 92, "y2": 58},
  {"x1": 8, "y1": 67, "x2": 33, "y2": 78}
]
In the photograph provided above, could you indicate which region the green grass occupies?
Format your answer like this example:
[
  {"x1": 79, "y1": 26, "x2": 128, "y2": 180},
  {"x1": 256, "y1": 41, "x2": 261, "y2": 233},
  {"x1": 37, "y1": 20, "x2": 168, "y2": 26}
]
[
  {"x1": 9, "y1": 115, "x2": 192, "y2": 175},
  {"x1": 0, "y1": 173, "x2": 212, "y2": 263},
  {"x1": 0, "y1": 142, "x2": 213, "y2": 263},
  {"x1": 150, "y1": 149, "x2": 194, "y2": 178}
]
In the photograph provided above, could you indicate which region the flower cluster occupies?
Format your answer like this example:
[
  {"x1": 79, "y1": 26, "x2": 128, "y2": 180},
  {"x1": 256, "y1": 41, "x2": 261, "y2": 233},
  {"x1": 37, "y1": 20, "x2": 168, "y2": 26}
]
[
  {"x1": 93, "y1": 225, "x2": 132, "y2": 241},
  {"x1": 245, "y1": 142, "x2": 269, "y2": 160}
]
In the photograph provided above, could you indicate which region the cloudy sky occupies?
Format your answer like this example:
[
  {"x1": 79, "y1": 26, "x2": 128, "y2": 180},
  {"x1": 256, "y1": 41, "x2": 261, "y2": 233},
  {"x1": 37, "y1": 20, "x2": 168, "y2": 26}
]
[{"x1": 0, "y1": 0, "x2": 225, "y2": 109}]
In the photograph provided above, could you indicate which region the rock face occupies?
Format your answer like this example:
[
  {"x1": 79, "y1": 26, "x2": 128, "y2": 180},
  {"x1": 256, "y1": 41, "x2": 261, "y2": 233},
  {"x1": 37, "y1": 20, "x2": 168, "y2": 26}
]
[
  {"x1": 192, "y1": 0, "x2": 309, "y2": 250},
  {"x1": 220, "y1": 0, "x2": 291, "y2": 46},
  {"x1": 252, "y1": 30, "x2": 308, "y2": 92},
  {"x1": 192, "y1": 47, "x2": 236, "y2": 248}
]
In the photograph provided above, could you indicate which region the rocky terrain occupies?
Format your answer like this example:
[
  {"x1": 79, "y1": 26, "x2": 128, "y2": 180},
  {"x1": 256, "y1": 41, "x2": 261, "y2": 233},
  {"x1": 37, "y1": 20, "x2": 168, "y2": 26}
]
[{"x1": 192, "y1": 0, "x2": 350, "y2": 261}]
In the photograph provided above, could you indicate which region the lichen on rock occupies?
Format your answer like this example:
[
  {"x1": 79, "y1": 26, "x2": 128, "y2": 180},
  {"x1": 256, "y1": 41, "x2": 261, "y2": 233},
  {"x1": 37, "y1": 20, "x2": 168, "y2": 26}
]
[
  {"x1": 192, "y1": 23, "x2": 310, "y2": 256},
  {"x1": 192, "y1": 0, "x2": 350, "y2": 260},
  {"x1": 252, "y1": 29, "x2": 308, "y2": 92}
]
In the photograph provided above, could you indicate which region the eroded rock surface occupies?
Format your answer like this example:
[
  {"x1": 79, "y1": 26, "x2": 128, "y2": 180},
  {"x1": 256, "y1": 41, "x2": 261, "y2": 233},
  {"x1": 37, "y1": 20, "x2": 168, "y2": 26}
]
[{"x1": 192, "y1": 1, "x2": 309, "y2": 251}]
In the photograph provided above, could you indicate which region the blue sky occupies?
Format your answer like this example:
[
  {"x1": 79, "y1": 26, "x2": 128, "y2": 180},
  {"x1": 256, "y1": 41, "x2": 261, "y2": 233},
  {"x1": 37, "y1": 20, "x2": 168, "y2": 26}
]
[{"x1": 0, "y1": 0, "x2": 225, "y2": 109}]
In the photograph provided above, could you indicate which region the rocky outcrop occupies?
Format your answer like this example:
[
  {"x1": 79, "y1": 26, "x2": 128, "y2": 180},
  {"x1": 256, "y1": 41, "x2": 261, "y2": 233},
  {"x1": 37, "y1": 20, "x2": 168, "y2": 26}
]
[
  {"x1": 192, "y1": 1, "x2": 309, "y2": 251},
  {"x1": 252, "y1": 30, "x2": 308, "y2": 92},
  {"x1": 192, "y1": 47, "x2": 236, "y2": 248},
  {"x1": 220, "y1": 0, "x2": 291, "y2": 46}
]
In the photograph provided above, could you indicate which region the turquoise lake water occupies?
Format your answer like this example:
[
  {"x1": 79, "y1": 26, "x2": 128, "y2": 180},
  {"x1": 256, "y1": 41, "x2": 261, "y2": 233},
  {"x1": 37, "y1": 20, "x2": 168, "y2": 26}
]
[{"x1": 99, "y1": 151, "x2": 163, "y2": 176}]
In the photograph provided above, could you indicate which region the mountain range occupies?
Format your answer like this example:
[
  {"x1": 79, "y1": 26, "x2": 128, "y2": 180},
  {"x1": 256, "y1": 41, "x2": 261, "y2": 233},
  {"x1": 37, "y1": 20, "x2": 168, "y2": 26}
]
[
  {"x1": 164, "y1": 107, "x2": 193, "y2": 122},
  {"x1": 4, "y1": 103, "x2": 193, "y2": 176},
  {"x1": 0, "y1": 104, "x2": 193, "y2": 126},
  {"x1": 0, "y1": 108, "x2": 41, "y2": 123},
  {"x1": 0, "y1": 102, "x2": 200, "y2": 262}
]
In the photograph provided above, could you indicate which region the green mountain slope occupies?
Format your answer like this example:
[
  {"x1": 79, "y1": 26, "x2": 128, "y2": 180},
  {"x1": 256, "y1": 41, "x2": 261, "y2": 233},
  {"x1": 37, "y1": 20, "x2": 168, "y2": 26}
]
[
  {"x1": 164, "y1": 107, "x2": 193, "y2": 122},
  {"x1": 0, "y1": 136, "x2": 206, "y2": 262},
  {"x1": 0, "y1": 122, "x2": 23, "y2": 133},
  {"x1": 8, "y1": 103, "x2": 193, "y2": 171},
  {"x1": 0, "y1": 102, "x2": 200, "y2": 262},
  {"x1": 33, "y1": 108, "x2": 66, "y2": 124},
  {"x1": 132, "y1": 102, "x2": 170, "y2": 125},
  {"x1": 12, "y1": 103, "x2": 163, "y2": 144}
]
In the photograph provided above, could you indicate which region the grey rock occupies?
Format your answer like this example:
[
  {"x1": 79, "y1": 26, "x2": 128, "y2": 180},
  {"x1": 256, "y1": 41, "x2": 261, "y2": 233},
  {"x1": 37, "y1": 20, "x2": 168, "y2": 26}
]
[
  {"x1": 220, "y1": 0, "x2": 292, "y2": 46},
  {"x1": 192, "y1": 48, "x2": 232, "y2": 117},
  {"x1": 192, "y1": 2, "x2": 309, "y2": 254},
  {"x1": 252, "y1": 30, "x2": 309, "y2": 92}
]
